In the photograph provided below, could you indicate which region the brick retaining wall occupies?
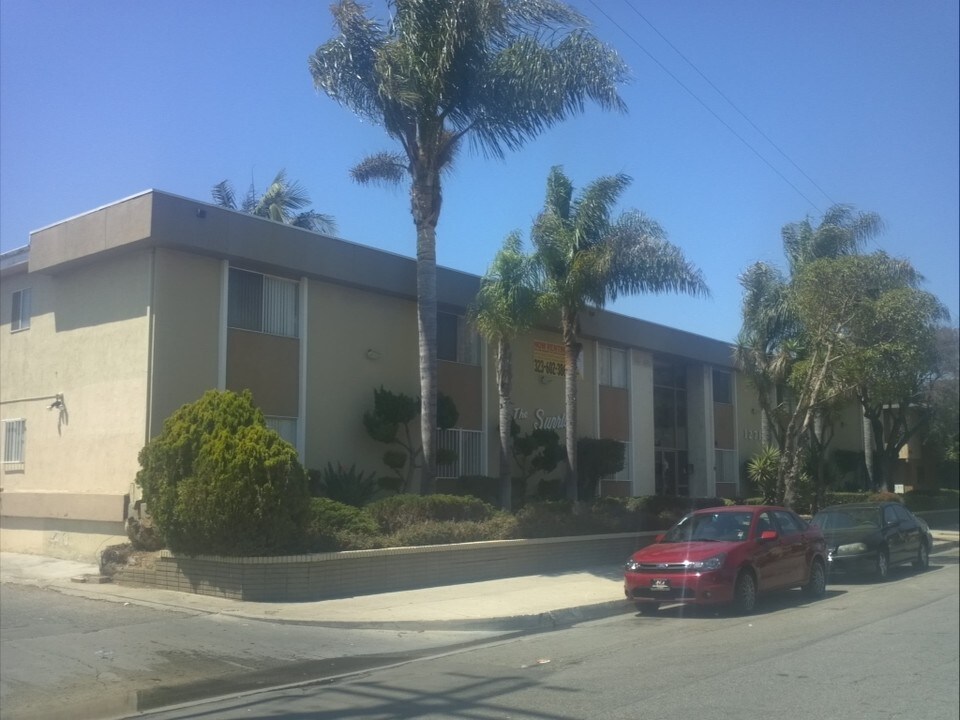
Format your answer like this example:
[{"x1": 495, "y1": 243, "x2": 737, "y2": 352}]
[{"x1": 114, "y1": 532, "x2": 658, "y2": 602}]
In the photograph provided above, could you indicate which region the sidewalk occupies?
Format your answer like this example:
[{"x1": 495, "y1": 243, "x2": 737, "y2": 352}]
[{"x1": 2, "y1": 531, "x2": 957, "y2": 633}]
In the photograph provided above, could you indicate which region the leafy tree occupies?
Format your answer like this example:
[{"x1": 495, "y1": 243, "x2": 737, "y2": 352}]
[
  {"x1": 363, "y1": 386, "x2": 458, "y2": 492},
  {"x1": 135, "y1": 390, "x2": 310, "y2": 555},
  {"x1": 736, "y1": 205, "x2": 884, "y2": 506},
  {"x1": 531, "y1": 166, "x2": 708, "y2": 499},
  {"x1": 468, "y1": 232, "x2": 541, "y2": 510},
  {"x1": 310, "y1": 0, "x2": 628, "y2": 493},
  {"x1": 814, "y1": 253, "x2": 951, "y2": 490},
  {"x1": 926, "y1": 326, "x2": 959, "y2": 484},
  {"x1": 211, "y1": 169, "x2": 336, "y2": 234}
]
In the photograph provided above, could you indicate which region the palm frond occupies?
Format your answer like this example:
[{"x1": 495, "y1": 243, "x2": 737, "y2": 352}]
[
  {"x1": 211, "y1": 180, "x2": 237, "y2": 210},
  {"x1": 351, "y1": 151, "x2": 409, "y2": 186}
]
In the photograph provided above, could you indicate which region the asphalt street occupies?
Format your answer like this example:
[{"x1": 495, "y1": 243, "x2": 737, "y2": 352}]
[{"x1": 138, "y1": 551, "x2": 960, "y2": 720}]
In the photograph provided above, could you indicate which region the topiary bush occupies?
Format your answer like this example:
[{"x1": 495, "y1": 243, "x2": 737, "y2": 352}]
[{"x1": 135, "y1": 390, "x2": 310, "y2": 556}]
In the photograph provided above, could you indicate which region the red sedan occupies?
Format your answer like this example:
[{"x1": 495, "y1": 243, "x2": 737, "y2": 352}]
[{"x1": 624, "y1": 505, "x2": 828, "y2": 615}]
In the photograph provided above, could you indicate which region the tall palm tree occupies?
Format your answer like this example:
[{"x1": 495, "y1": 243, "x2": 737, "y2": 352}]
[
  {"x1": 309, "y1": 0, "x2": 628, "y2": 494},
  {"x1": 468, "y1": 231, "x2": 541, "y2": 511},
  {"x1": 211, "y1": 169, "x2": 337, "y2": 234},
  {"x1": 531, "y1": 166, "x2": 708, "y2": 500}
]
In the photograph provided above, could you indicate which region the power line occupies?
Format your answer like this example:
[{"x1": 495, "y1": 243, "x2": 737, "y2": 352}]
[
  {"x1": 584, "y1": 0, "x2": 829, "y2": 214},
  {"x1": 623, "y1": 0, "x2": 838, "y2": 208}
]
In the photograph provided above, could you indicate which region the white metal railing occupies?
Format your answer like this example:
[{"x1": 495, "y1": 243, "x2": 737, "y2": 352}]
[{"x1": 437, "y1": 428, "x2": 483, "y2": 479}]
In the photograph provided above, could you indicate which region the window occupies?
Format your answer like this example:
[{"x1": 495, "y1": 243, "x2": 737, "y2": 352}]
[
  {"x1": 2, "y1": 419, "x2": 25, "y2": 465},
  {"x1": 437, "y1": 312, "x2": 480, "y2": 365},
  {"x1": 713, "y1": 370, "x2": 732, "y2": 404},
  {"x1": 11, "y1": 288, "x2": 31, "y2": 331},
  {"x1": 265, "y1": 416, "x2": 298, "y2": 448},
  {"x1": 773, "y1": 510, "x2": 804, "y2": 535},
  {"x1": 228, "y1": 268, "x2": 298, "y2": 338},
  {"x1": 598, "y1": 346, "x2": 628, "y2": 388}
]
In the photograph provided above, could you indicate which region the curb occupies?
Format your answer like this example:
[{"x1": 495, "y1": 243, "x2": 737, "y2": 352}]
[{"x1": 218, "y1": 598, "x2": 636, "y2": 633}]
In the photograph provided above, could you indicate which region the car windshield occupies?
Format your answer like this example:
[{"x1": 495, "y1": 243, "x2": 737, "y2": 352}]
[
  {"x1": 812, "y1": 507, "x2": 881, "y2": 531},
  {"x1": 662, "y1": 511, "x2": 754, "y2": 543}
]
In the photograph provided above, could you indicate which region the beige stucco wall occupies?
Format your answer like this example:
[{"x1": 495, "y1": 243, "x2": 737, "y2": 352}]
[
  {"x1": 148, "y1": 249, "x2": 221, "y2": 436},
  {"x1": 1, "y1": 251, "x2": 152, "y2": 559},
  {"x1": 302, "y1": 280, "x2": 421, "y2": 477}
]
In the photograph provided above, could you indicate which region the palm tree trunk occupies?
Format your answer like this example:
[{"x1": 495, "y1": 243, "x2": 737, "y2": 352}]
[
  {"x1": 497, "y1": 338, "x2": 513, "y2": 512},
  {"x1": 562, "y1": 308, "x2": 580, "y2": 501},
  {"x1": 411, "y1": 163, "x2": 442, "y2": 495},
  {"x1": 862, "y1": 409, "x2": 876, "y2": 490}
]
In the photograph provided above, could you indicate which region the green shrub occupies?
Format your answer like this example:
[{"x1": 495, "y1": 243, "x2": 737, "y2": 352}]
[
  {"x1": 135, "y1": 390, "x2": 310, "y2": 556},
  {"x1": 311, "y1": 462, "x2": 381, "y2": 507},
  {"x1": 904, "y1": 488, "x2": 960, "y2": 511},
  {"x1": 867, "y1": 490, "x2": 902, "y2": 504},
  {"x1": 366, "y1": 494, "x2": 496, "y2": 534},
  {"x1": 436, "y1": 475, "x2": 499, "y2": 506},
  {"x1": 385, "y1": 515, "x2": 518, "y2": 547},
  {"x1": 747, "y1": 446, "x2": 781, "y2": 504},
  {"x1": 307, "y1": 497, "x2": 381, "y2": 551}
]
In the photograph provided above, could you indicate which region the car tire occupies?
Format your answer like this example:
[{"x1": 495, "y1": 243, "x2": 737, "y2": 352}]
[
  {"x1": 732, "y1": 571, "x2": 757, "y2": 615},
  {"x1": 804, "y1": 559, "x2": 827, "y2": 599},
  {"x1": 912, "y1": 541, "x2": 929, "y2": 571},
  {"x1": 635, "y1": 601, "x2": 660, "y2": 615},
  {"x1": 875, "y1": 547, "x2": 890, "y2": 581}
]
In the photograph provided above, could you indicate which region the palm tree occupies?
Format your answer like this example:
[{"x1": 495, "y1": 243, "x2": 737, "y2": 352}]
[
  {"x1": 309, "y1": 0, "x2": 628, "y2": 494},
  {"x1": 468, "y1": 232, "x2": 541, "y2": 511},
  {"x1": 211, "y1": 169, "x2": 337, "y2": 234},
  {"x1": 531, "y1": 166, "x2": 708, "y2": 500}
]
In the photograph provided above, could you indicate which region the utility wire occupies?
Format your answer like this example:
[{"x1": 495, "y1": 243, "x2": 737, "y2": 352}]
[
  {"x1": 585, "y1": 0, "x2": 827, "y2": 214},
  {"x1": 623, "y1": 0, "x2": 838, "y2": 208}
]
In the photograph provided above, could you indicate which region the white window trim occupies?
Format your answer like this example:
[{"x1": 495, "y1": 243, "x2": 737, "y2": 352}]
[
  {"x1": 2, "y1": 418, "x2": 26, "y2": 465},
  {"x1": 11, "y1": 288, "x2": 31, "y2": 332}
]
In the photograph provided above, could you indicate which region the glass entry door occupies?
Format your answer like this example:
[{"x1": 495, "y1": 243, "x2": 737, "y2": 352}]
[
  {"x1": 653, "y1": 360, "x2": 689, "y2": 496},
  {"x1": 655, "y1": 450, "x2": 690, "y2": 496}
]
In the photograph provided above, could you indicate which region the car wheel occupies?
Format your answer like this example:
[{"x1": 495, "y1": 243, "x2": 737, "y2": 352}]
[
  {"x1": 732, "y1": 571, "x2": 757, "y2": 615},
  {"x1": 804, "y1": 559, "x2": 827, "y2": 599},
  {"x1": 913, "y1": 541, "x2": 929, "y2": 571},
  {"x1": 635, "y1": 601, "x2": 660, "y2": 615},
  {"x1": 875, "y1": 547, "x2": 890, "y2": 581}
]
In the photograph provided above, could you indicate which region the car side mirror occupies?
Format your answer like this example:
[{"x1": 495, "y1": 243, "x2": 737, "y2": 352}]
[
  {"x1": 760, "y1": 530, "x2": 778, "y2": 542},
  {"x1": 654, "y1": 533, "x2": 665, "y2": 543}
]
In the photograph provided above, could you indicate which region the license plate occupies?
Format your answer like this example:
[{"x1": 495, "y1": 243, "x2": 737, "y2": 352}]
[{"x1": 650, "y1": 579, "x2": 671, "y2": 591}]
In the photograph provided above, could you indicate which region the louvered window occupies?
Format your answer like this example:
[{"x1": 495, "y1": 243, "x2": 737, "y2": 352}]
[{"x1": 228, "y1": 268, "x2": 298, "y2": 338}]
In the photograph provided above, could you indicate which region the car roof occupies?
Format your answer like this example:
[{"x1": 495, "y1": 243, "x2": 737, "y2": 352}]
[
  {"x1": 817, "y1": 503, "x2": 888, "y2": 511},
  {"x1": 692, "y1": 505, "x2": 786, "y2": 514}
]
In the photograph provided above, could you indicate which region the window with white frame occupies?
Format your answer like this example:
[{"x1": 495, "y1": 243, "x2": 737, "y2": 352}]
[
  {"x1": 2, "y1": 419, "x2": 25, "y2": 465},
  {"x1": 11, "y1": 288, "x2": 31, "y2": 332},
  {"x1": 437, "y1": 312, "x2": 480, "y2": 365},
  {"x1": 265, "y1": 416, "x2": 298, "y2": 448},
  {"x1": 713, "y1": 370, "x2": 732, "y2": 404},
  {"x1": 228, "y1": 268, "x2": 298, "y2": 338},
  {"x1": 598, "y1": 346, "x2": 628, "y2": 388}
]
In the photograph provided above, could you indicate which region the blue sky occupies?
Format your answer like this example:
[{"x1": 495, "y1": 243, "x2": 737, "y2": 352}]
[{"x1": 1, "y1": 1, "x2": 957, "y2": 343}]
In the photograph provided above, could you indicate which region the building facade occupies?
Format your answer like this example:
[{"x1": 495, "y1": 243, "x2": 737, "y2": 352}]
[{"x1": 0, "y1": 189, "x2": 865, "y2": 560}]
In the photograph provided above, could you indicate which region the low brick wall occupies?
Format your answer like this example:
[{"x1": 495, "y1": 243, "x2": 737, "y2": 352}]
[{"x1": 115, "y1": 532, "x2": 658, "y2": 602}]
